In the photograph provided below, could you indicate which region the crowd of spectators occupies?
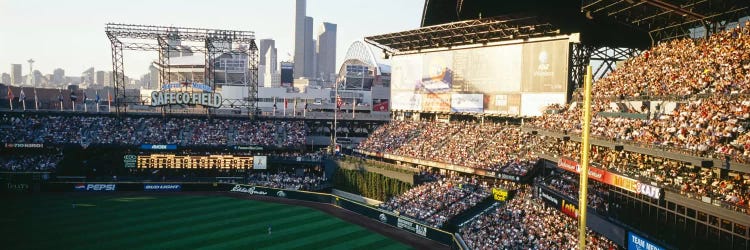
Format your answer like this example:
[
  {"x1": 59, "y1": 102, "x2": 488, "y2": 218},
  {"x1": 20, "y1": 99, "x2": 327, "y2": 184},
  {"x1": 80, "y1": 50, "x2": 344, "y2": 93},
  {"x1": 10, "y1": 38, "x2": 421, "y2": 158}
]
[
  {"x1": 585, "y1": 20, "x2": 750, "y2": 98},
  {"x1": 247, "y1": 172, "x2": 327, "y2": 191},
  {"x1": 459, "y1": 187, "x2": 621, "y2": 250},
  {"x1": 0, "y1": 153, "x2": 61, "y2": 172},
  {"x1": 0, "y1": 115, "x2": 306, "y2": 148},
  {"x1": 379, "y1": 175, "x2": 491, "y2": 228},
  {"x1": 543, "y1": 171, "x2": 611, "y2": 214},
  {"x1": 536, "y1": 22, "x2": 750, "y2": 164},
  {"x1": 359, "y1": 121, "x2": 539, "y2": 174},
  {"x1": 542, "y1": 138, "x2": 750, "y2": 212},
  {"x1": 531, "y1": 96, "x2": 750, "y2": 163}
]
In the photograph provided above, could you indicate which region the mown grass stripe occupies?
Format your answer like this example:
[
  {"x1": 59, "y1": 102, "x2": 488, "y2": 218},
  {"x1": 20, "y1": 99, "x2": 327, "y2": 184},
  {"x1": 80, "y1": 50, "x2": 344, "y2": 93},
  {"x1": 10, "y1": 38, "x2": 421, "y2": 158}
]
[
  {"x1": 352, "y1": 235, "x2": 404, "y2": 250},
  {"x1": 63, "y1": 199, "x2": 265, "y2": 245},
  {"x1": 33, "y1": 195, "x2": 210, "y2": 229},
  {"x1": 49, "y1": 195, "x2": 250, "y2": 232},
  {"x1": 44, "y1": 198, "x2": 255, "y2": 248},
  {"x1": 31, "y1": 194, "x2": 199, "y2": 221},
  {"x1": 279, "y1": 225, "x2": 371, "y2": 250},
  {"x1": 73, "y1": 203, "x2": 286, "y2": 249},
  {"x1": 170, "y1": 214, "x2": 336, "y2": 249},
  {"x1": 96, "y1": 205, "x2": 313, "y2": 249}
]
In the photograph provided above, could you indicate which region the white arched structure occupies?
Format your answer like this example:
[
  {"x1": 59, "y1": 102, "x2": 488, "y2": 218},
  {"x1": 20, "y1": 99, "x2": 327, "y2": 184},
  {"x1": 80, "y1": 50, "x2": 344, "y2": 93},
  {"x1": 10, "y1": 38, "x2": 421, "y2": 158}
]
[{"x1": 337, "y1": 41, "x2": 390, "y2": 90}]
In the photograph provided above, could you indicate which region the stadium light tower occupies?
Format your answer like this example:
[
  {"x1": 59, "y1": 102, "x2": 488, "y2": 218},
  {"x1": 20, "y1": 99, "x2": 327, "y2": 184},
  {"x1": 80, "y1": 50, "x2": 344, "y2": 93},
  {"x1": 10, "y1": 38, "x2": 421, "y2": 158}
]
[{"x1": 27, "y1": 59, "x2": 35, "y2": 87}]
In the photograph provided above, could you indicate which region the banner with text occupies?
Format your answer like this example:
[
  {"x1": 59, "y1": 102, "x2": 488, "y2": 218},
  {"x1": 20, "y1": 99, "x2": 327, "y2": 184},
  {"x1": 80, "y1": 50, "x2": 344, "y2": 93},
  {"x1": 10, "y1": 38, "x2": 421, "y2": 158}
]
[{"x1": 557, "y1": 157, "x2": 662, "y2": 199}]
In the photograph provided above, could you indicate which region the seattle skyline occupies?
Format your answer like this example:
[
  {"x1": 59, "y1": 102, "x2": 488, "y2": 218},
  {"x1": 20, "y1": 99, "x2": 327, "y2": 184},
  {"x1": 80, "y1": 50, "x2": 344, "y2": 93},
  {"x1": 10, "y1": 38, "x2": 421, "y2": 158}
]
[{"x1": 0, "y1": 0, "x2": 423, "y2": 78}]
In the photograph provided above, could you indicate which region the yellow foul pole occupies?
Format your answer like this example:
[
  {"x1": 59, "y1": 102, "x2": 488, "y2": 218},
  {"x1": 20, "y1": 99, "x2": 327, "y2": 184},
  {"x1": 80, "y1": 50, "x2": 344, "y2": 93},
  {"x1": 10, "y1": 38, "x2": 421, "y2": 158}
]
[{"x1": 578, "y1": 65, "x2": 593, "y2": 250}]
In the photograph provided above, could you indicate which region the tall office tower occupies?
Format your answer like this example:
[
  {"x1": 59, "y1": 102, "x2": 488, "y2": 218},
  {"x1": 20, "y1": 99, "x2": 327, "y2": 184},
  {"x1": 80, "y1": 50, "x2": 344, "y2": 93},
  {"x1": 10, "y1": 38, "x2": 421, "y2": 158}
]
[
  {"x1": 53, "y1": 68, "x2": 65, "y2": 85},
  {"x1": 259, "y1": 39, "x2": 278, "y2": 87},
  {"x1": 149, "y1": 64, "x2": 159, "y2": 89},
  {"x1": 82, "y1": 67, "x2": 95, "y2": 85},
  {"x1": 10, "y1": 64, "x2": 22, "y2": 85},
  {"x1": 96, "y1": 71, "x2": 105, "y2": 85},
  {"x1": 316, "y1": 22, "x2": 337, "y2": 82},
  {"x1": 1, "y1": 73, "x2": 10, "y2": 84},
  {"x1": 293, "y1": 0, "x2": 307, "y2": 78},
  {"x1": 259, "y1": 39, "x2": 275, "y2": 68},
  {"x1": 304, "y1": 16, "x2": 314, "y2": 78}
]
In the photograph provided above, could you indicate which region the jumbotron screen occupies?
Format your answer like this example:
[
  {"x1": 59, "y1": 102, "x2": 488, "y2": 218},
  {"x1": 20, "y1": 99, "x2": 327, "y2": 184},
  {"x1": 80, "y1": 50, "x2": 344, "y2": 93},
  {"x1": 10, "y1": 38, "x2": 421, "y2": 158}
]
[{"x1": 390, "y1": 38, "x2": 569, "y2": 116}]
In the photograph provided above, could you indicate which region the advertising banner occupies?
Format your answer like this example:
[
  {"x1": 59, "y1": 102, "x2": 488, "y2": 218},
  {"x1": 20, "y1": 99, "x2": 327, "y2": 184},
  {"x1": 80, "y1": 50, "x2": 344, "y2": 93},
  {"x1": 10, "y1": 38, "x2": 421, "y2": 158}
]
[
  {"x1": 628, "y1": 231, "x2": 665, "y2": 250},
  {"x1": 372, "y1": 99, "x2": 389, "y2": 112},
  {"x1": 419, "y1": 51, "x2": 454, "y2": 93},
  {"x1": 492, "y1": 188, "x2": 509, "y2": 201},
  {"x1": 484, "y1": 94, "x2": 521, "y2": 116},
  {"x1": 4, "y1": 143, "x2": 44, "y2": 149},
  {"x1": 391, "y1": 92, "x2": 422, "y2": 110},
  {"x1": 450, "y1": 94, "x2": 483, "y2": 113},
  {"x1": 253, "y1": 156, "x2": 267, "y2": 170},
  {"x1": 421, "y1": 93, "x2": 451, "y2": 112},
  {"x1": 390, "y1": 39, "x2": 567, "y2": 115},
  {"x1": 123, "y1": 155, "x2": 137, "y2": 168},
  {"x1": 143, "y1": 184, "x2": 182, "y2": 191},
  {"x1": 3, "y1": 182, "x2": 30, "y2": 192},
  {"x1": 521, "y1": 39, "x2": 569, "y2": 92},
  {"x1": 140, "y1": 144, "x2": 177, "y2": 150},
  {"x1": 557, "y1": 157, "x2": 662, "y2": 199},
  {"x1": 74, "y1": 183, "x2": 116, "y2": 192}
]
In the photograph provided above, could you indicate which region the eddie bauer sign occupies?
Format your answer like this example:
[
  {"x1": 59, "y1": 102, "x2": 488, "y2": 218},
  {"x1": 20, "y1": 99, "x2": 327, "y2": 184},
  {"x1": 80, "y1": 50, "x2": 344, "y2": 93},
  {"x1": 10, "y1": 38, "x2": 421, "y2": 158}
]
[{"x1": 151, "y1": 91, "x2": 222, "y2": 108}]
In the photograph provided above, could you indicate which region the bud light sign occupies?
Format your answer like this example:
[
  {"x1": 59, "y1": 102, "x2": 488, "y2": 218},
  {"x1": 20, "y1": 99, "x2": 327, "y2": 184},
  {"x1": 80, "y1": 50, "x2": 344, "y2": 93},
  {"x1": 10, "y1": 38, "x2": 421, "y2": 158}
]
[{"x1": 144, "y1": 184, "x2": 182, "y2": 191}]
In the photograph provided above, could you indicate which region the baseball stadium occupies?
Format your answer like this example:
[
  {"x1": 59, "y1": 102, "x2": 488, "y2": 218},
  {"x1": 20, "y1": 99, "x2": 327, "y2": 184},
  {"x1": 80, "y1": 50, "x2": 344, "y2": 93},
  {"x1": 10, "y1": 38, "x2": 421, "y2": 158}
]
[{"x1": 2, "y1": 1, "x2": 750, "y2": 250}]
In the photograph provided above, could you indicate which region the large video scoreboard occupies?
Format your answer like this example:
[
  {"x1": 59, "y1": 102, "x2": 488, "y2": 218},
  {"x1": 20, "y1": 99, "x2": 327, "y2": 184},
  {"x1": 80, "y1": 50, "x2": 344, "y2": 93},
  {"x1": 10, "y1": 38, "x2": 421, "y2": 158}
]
[
  {"x1": 135, "y1": 154, "x2": 254, "y2": 170},
  {"x1": 390, "y1": 37, "x2": 570, "y2": 116}
]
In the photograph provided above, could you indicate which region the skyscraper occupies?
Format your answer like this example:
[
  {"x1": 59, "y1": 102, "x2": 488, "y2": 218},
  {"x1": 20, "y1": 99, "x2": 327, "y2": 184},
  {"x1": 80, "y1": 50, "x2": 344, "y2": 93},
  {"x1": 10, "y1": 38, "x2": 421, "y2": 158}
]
[
  {"x1": 304, "y1": 16, "x2": 315, "y2": 78},
  {"x1": 1, "y1": 73, "x2": 10, "y2": 85},
  {"x1": 259, "y1": 39, "x2": 275, "y2": 69},
  {"x1": 293, "y1": 0, "x2": 307, "y2": 78},
  {"x1": 53, "y1": 68, "x2": 65, "y2": 85},
  {"x1": 259, "y1": 39, "x2": 278, "y2": 87},
  {"x1": 96, "y1": 71, "x2": 105, "y2": 85},
  {"x1": 82, "y1": 67, "x2": 95, "y2": 85},
  {"x1": 316, "y1": 22, "x2": 337, "y2": 82},
  {"x1": 10, "y1": 64, "x2": 22, "y2": 85}
]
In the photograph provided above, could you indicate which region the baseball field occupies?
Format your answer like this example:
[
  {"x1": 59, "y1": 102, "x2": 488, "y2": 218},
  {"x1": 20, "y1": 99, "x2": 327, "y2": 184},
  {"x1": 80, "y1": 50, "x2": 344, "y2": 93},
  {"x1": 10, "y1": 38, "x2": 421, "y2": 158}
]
[{"x1": 0, "y1": 193, "x2": 411, "y2": 250}]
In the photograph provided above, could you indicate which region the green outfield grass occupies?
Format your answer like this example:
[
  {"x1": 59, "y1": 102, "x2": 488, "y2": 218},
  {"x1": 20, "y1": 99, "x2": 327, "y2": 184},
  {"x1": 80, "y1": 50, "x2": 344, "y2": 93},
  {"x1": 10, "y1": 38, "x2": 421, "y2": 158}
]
[{"x1": 0, "y1": 193, "x2": 411, "y2": 250}]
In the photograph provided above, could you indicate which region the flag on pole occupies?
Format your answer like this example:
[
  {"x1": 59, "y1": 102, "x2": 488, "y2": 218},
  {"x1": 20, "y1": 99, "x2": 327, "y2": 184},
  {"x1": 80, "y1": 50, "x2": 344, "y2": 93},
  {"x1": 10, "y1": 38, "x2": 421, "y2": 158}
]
[
  {"x1": 58, "y1": 89, "x2": 64, "y2": 111},
  {"x1": 83, "y1": 92, "x2": 88, "y2": 112},
  {"x1": 33, "y1": 88, "x2": 38, "y2": 110},
  {"x1": 273, "y1": 96, "x2": 277, "y2": 116},
  {"x1": 107, "y1": 90, "x2": 112, "y2": 111},
  {"x1": 283, "y1": 98, "x2": 288, "y2": 116},
  {"x1": 95, "y1": 91, "x2": 101, "y2": 112},
  {"x1": 293, "y1": 98, "x2": 297, "y2": 117},
  {"x1": 70, "y1": 91, "x2": 77, "y2": 111},
  {"x1": 19, "y1": 89, "x2": 26, "y2": 111},
  {"x1": 336, "y1": 95, "x2": 343, "y2": 110},
  {"x1": 303, "y1": 100, "x2": 307, "y2": 117},
  {"x1": 7, "y1": 87, "x2": 13, "y2": 111},
  {"x1": 352, "y1": 98, "x2": 356, "y2": 119}
]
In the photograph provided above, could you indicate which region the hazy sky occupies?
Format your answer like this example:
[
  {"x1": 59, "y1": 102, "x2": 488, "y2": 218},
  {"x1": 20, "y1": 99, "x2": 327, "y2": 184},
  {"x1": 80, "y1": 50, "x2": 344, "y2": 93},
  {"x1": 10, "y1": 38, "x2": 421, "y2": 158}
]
[{"x1": 0, "y1": 0, "x2": 424, "y2": 78}]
